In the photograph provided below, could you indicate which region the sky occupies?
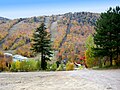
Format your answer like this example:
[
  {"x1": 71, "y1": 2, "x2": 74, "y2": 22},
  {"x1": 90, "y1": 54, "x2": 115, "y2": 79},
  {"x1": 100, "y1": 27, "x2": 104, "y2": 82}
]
[{"x1": 0, "y1": 0, "x2": 120, "y2": 19}]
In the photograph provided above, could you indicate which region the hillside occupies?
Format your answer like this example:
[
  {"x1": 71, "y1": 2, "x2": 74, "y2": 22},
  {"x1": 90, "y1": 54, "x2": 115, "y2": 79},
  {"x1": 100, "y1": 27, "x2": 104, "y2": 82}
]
[
  {"x1": 0, "y1": 17, "x2": 10, "y2": 22},
  {"x1": 0, "y1": 12, "x2": 100, "y2": 61}
]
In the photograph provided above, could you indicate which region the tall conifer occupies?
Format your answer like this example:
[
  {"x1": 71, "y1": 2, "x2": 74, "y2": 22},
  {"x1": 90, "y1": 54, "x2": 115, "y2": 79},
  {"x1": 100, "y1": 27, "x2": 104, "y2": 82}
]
[
  {"x1": 32, "y1": 23, "x2": 53, "y2": 70},
  {"x1": 93, "y1": 6, "x2": 120, "y2": 66}
]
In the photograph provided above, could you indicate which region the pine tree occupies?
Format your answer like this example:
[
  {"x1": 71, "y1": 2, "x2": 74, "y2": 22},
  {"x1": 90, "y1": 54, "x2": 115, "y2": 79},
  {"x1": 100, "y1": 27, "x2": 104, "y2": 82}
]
[
  {"x1": 93, "y1": 6, "x2": 120, "y2": 66},
  {"x1": 31, "y1": 23, "x2": 53, "y2": 70},
  {"x1": 112, "y1": 6, "x2": 120, "y2": 65}
]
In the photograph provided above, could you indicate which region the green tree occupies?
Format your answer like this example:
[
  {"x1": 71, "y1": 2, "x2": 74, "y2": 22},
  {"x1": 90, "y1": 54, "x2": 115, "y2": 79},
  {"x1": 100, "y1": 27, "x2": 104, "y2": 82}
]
[
  {"x1": 93, "y1": 6, "x2": 120, "y2": 66},
  {"x1": 85, "y1": 35, "x2": 97, "y2": 68},
  {"x1": 32, "y1": 23, "x2": 53, "y2": 70}
]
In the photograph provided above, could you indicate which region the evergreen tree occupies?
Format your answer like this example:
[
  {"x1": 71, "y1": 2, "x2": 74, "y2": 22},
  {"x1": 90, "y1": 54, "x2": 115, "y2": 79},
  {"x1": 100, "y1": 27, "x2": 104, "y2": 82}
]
[
  {"x1": 32, "y1": 23, "x2": 53, "y2": 70},
  {"x1": 112, "y1": 6, "x2": 120, "y2": 65},
  {"x1": 93, "y1": 6, "x2": 120, "y2": 66}
]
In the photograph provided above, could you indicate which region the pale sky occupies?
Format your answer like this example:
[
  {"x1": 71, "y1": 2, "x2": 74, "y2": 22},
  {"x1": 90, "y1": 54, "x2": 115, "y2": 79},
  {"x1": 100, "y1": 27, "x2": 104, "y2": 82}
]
[{"x1": 0, "y1": 0, "x2": 120, "y2": 19}]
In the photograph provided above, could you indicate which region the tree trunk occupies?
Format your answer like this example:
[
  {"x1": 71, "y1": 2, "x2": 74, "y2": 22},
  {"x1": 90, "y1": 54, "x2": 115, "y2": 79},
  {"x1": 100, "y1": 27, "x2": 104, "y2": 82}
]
[
  {"x1": 104, "y1": 60, "x2": 106, "y2": 66},
  {"x1": 109, "y1": 32, "x2": 112, "y2": 66},
  {"x1": 43, "y1": 55, "x2": 47, "y2": 70},
  {"x1": 41, "y1": 52, "x2": 44, "y2": 70},
  {"x1": 110, "y1": 54, "x2": 112, "y2": 66},
  {"x1": 116, "y1": 47, "x2": 119, "y2": 66},
  {"x1": 99, "y1": 57, "x2": 102, "y2": 68},
  {"x1": 41, "y1": 53, "x2": 46, "y2": 70}
]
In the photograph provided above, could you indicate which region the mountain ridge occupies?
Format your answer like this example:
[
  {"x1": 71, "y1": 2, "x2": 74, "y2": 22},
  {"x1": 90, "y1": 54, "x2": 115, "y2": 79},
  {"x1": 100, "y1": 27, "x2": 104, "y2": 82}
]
[
  {"x1": 0, "y1": 12, "x2": 100, "y2": 60},
  {"x1": 0, "y1": 17, "x2": 10, "y2": 20},
  {"x1": 0, "y1": 11, "x2": 100, "y2": 20}
]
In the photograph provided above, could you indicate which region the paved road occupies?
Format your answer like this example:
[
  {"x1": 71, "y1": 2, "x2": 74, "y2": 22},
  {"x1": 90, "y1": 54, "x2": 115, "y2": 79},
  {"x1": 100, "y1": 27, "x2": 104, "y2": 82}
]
[{"x1": 0, "y1": 69, "x2": 120, "y2": 90}]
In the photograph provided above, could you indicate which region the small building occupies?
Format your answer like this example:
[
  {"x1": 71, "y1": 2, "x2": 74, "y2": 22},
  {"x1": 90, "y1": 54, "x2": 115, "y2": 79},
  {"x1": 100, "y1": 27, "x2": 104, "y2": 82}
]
[{"x1": 13, "y1": 55, "x2": 28, "y2": 61}]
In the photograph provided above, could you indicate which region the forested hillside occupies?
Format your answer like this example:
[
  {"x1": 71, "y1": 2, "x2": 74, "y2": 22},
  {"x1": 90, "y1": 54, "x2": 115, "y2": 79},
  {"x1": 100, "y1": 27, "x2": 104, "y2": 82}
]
[{"x1": 0, "y1": 12, "x2": 99, "y2": 60}]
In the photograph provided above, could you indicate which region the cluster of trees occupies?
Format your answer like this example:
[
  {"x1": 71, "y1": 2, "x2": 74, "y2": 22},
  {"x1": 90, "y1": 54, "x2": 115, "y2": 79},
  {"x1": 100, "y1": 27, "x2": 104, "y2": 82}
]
[
  {"x1": 15, "y1": 43, "x2": 34, "y2": 57},
  {"x1": 53, "y1": 24, "x2": 67, "y2": 50},
  {"x1": 2, "y1": 22, "x2": 37, "y2": 50},
  {"x1": 31, "y1": 21, "x2": 89, "y2": 70},
  {"x1": 10, "y1": 59, "x2": 41, "y2": 72},
  {"x1": 85, "y1": 6, "x2": 120, "y2": 67},
  {"x1": 0, "y1": 19, "x2": 18, "y2": 41},
  {"x1": 1, "y1": 7, "x2": 120, "y2": 70},
  {"x1": 0, "y1": 11, "x2": 98, "y2": 60},
  {"x1": 1, "y1": 22, "x2": 40, "y2": 57},
  {"x1": 56, "y1": 19, "x2": 94, "y2": 65}
]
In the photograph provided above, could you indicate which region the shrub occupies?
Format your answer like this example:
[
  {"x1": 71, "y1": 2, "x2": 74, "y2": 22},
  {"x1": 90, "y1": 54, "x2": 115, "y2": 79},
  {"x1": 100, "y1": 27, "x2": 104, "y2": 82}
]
[
  {"x1": 10, "y1": 59, "x2": 40, "y2": 72},
  {"x1": 36, "y1": 60, "x2": 41, "y2": 70},
  {"x1": 0, "y1": 60, "x2": 6, "y2": 71},
  {"x1": 27, "y1": 59, "x2": 38, "y2": 71},
  {"x1": 50, "y1": 63, "x2": 57, "y2": 71},
  {"x1": 10, "y1": 62, "x2": 17, "y2": 72},
  {"x1": 56, "y1": 63, "x2": 65, "y2": 71},
  {"x1": 20, "y1": 60, "x2": 26, "y2": 71},
  {"x1": 0, "y1": 51, "x2": 8, "y2": 71},
  {"x1": 15, "y1": 60, "x2": 21, "y2": 71},
  {"x1": 0, "y1": 51, "x2": 4, "y2": 55},
  {"x1": 66, "y1": 61, "x2": 74, "y2": 71},
  {"x1": 46, "y1": 62, "x2": 51, "y2": 71},
  {"x1": 79, "y1": 65, "x2": 84, "y2": 70},
  {"x1": 20, "y1": 60, "x2": 30, "y2": 72}
]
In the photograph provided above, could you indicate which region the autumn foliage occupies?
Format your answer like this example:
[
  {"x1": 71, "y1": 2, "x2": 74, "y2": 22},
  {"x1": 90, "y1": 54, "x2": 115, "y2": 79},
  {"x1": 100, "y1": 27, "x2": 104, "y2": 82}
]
[{"x1": 0, "y1": 12, "x2": 99, "y2": 61}]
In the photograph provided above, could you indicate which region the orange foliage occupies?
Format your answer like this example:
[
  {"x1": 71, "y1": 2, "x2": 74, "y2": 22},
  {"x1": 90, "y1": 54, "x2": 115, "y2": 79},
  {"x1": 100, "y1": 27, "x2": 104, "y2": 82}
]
[{"x1": 15, "y1": 43, "x2": 34, "y2": 57}]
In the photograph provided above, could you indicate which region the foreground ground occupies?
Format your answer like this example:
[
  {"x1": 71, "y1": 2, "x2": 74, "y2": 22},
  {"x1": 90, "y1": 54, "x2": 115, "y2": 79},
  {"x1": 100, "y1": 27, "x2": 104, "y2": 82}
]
[{"x1": 0, "y1": 69, "x2": 120, "y2": 90}]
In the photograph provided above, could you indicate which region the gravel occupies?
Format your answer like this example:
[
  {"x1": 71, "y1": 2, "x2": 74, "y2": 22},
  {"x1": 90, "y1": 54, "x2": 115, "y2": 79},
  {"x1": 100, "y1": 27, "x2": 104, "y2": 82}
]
[{"x1": 0, "y1": 69, "x2": 120, "y2": 90}]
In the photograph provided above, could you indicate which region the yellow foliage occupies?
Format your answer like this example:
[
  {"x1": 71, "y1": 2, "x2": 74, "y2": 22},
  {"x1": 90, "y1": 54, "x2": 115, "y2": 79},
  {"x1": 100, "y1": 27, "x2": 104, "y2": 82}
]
[
  {"x1": 66, "y1": 61, "x2": 74, "y2": 71},
  {"x1": 0, "y1": 54, "x2": 6, "y2": 70},
  {"x1": 15, "y1": 61, "x2": 21, "y2": 70},
  {"x1": 2, "y1": 44, "x2": 9, "y2": 50},
  {"x1": 0, "y1": 51, "x2": 4, "y2": 56},
  {"x1": 0, "y1": 61, "x2": 6, "y2": 70}
]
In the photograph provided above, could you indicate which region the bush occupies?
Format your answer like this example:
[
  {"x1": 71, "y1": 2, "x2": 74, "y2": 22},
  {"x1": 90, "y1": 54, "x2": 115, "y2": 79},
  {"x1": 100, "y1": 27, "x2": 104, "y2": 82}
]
[
  {"x1": 20, "y1": 60, "x2": 26, "y2": 71},
  {"x1": 46, "y1": 62, "x2": 51, "y2": 71},
  {"x1": 10, "y1": 59, "x2": 40, "y2": 72},
  {"x1": 79, "y1": 65, "x2": 84, "y2": 70},
  {"x1": 15, "y1": 61, "x2": 21, "y2": 71},
  {"x1": 56, "y1": 63, "x2": 65, "y2": 71},
  {"x1": 36, "y1": 60, "x2": 41, "y2": 70},
  {"x1": 50, "y1": 63, "x2": 57, "y2": 71},
  {"x1": 0, "y1": 51, "x2": 5, "y2": 71},
  {"x1": 10, "y1": 62, "x2": 17, "y2": 72},
  {"x1": 27, "y1": 59, "x2": 38, "y2": 71},
  {"x1": 0, "y1": 61, "x2": 6, "y2": 71},
  {"x1": 66, "y1": 61, "x2": 74, "y2": 71}
]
